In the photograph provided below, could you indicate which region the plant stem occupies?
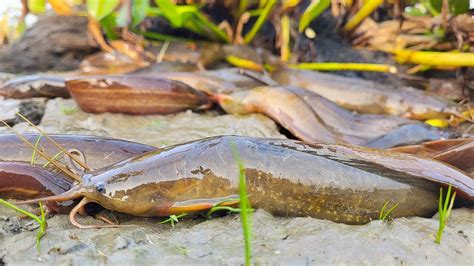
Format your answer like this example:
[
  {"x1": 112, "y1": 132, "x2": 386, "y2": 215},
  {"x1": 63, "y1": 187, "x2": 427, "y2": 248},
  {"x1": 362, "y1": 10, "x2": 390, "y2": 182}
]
[
  {"x1": 280, "y1": 15, "x2": 291, "y2": 62},
  {"x1": 343, "y1": 0, "x2": 384, "y2": 31},
  {"x1": 244, "y1": 0, "x2": 276, "y2": 44},
  {"x1": 394, "y1": 50, "x2": 474, "y2": 67},
  {"x1": 226, "y1": 55, "x2": 263, "y2": 71},
  {"x1": 289, "y1": 62, "x2": 396, "y2": 73}
]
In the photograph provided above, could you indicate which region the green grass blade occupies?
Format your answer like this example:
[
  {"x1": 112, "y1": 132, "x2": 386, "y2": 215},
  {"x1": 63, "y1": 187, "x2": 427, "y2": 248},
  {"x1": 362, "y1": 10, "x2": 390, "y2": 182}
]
[
  {"x1": 379, "y1": 201, "x2": 389, "y2": 220},
  {"x1": 436, "y1": 184, "x2": 456, "y2": 244},
  {"x1": 230, "y1": 142, "x2": 252, "y2": 266},
  {"x1": 244, "y1": 0, "x2": 276, "y2": 44},
  {"x1": 42, "y1": 151, "x2": 64, "y2": 168},
  {"x1": 30, "y1": 132, "x2": 44, "y2": 165},
  {"x1": 298, "y1": 0, "x2": 330, "y2": 32},
  {"x1": 343, "y1": 0, "x2": 384, "y2": 31}
]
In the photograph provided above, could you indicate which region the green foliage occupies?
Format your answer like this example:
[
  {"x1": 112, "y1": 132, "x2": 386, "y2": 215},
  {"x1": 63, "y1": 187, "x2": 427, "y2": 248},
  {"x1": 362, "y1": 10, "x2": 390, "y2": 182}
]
[
  {"x1": 100, "y1": 13, "x2": 119, "y2": 40},
  {"x1": 429, "y1": 0, "x2": 469, "y2": 15},
  {"x1": 435, "y1": 184, "x2": 456, "y2": 244},
  {"x1": 154, "y1": 0, "x2": 229, "y2": 42},
  {"x1": 0, "y1": 199, "x2": 47, "y2": 252},
  {"x1": 87, "y1": 0, "x2": 120, "y2": 21},
  {"x1": 298, "y1": 0, "x2": 330, "y2": 32},
  {"x1": 131, "y1": 0, "x2": 149, "y2": 26},
  {"x1": 27, "y1": 0, "x2": 46, "y2": 14}
]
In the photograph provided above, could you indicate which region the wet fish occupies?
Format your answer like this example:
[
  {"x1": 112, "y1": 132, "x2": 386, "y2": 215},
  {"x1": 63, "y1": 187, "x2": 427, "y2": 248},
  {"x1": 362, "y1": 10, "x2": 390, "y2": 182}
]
[
  {"x1": 0, "y1": 134, "x2": 156, "y2": 212},
  {"x1": 390, "y1": 138, "x2": 474, "y2": 175},
  {"x1": 363, "y1": 124, "x2": 459, "y2": 149},
  {"x1": 0, "y1": 133, "x2": 156, "y2": 170},
  {"x1": 215, "y1": 86, "x2": 351, "y2": 144},
  {"x1": 214, "y1": 86, "x2": 450, "y2": 147},
  {"x1": 0, "y1": 75, "x2": 70, "y2": 99},
  {"x1": 20, "y1": 136, "x2": 473, "y2": 227},
  {"x1": 65, "y1": 76, "x2": 213, "y2": 115},
  {"x1": 272, "y1": 68, "x2": 463, "y2": 120}
]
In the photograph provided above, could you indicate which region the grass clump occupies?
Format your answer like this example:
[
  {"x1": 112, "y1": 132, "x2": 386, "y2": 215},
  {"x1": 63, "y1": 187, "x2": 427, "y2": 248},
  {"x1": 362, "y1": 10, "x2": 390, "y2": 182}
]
[
  {"x1": 0, "y1": 199, "x2": 47, "y2": 252},
  {"x1": 435, "y1": 184, "x2": 456, "y2": 244},
  {"x1": 379, "y1": 200, "x2": 399, "y2": 223}
]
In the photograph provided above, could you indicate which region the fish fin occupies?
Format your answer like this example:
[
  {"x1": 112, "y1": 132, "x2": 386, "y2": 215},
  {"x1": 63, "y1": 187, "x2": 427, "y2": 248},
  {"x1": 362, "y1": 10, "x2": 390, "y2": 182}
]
[{"x1": 167, "y1": 195, "x2": 240, "y2": 214}]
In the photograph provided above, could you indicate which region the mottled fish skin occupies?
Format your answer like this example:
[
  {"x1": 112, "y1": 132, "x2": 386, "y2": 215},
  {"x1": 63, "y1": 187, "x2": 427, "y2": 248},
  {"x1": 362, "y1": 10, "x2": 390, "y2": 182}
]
[
  {"x1": 72, "y1": 136, "x2": 473, "y2": 225},
  {"x1": 272, "y1": 69, "x2": 463, "y2": 120},
  {"x1": 66, "y1": 76, "x2": 213, "y2": 115}
]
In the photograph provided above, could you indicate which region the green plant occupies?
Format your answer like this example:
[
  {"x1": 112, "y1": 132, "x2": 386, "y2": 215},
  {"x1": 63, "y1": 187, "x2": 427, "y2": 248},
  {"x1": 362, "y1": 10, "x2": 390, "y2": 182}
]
[
  {"x1": 30, "y1": 132, "x2": 44, "y2": 165},
  {"x1": 159, "y1": 213, "x2": 188, "y2": 228},
  {"x1": 230, "y1": 142, "x2": 252, "y2": 266},
  {"x1": 379, "y1": 200, "x2": 399, "y2": 222},
  {"x1": 298, "y1": 0, "x2": 330, "y2": 32},
  {"x1": 0, "y1": 199, "x2": 47, "y2": 252},
  {"x1": 243, "y1": 0, "x2": 277, "y2": 44},
  {"x1": 206, "y1": 199, "x2": 255, "y2": 218},
  {"x1": 435, "y1": 184, "x2": 456, "y2": 244}
]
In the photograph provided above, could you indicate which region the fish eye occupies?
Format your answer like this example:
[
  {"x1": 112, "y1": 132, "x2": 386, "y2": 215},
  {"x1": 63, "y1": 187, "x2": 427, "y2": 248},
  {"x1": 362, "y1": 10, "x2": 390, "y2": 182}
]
[{"x1": 96, "y1": 182, "x2": 106, "y2": 194}]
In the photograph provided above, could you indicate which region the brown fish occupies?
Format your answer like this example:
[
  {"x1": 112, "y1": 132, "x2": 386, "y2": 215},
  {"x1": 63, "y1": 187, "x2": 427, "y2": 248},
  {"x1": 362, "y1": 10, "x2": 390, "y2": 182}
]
[
  {"x1": 215, "y1": 86, "x2": 351, "y2": 144},
  {"x1": 18, "y1": 136, "x2": 473, "y2": 228},
  {"x1": 65, "y1": 76, "x2": 213, "y2": 115},
  {"x1": 0, "y1": 75, "x2": 70, "y2": 99},
  {"x1": 214, "y1": 86, "x2": 450, "y2": 147},
  {"x1": 391, "y1": 138, "x2": 474, "y2": 175},
  {"x1": 0, "y1": 133, "x2": 156, "y2": 170}
]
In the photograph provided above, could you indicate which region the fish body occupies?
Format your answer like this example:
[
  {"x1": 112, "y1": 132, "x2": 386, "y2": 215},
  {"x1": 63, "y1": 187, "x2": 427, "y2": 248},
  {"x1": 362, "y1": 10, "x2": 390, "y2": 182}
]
[
  {"x1": 0, "y1": 134, "x2": 156, "y2": 212},
  {"x1": 0, "y1": 134, "x2": 156, "y2": 169},
  {"x1": 0, "y1": 75, "x2": 70, "y2": 99},
  {"x1": 66, "y1": 76, "x2": 212, "y2": 115},
  {"x1": 363, "y1": 124, "x2": 459, "y2": 149},
  {"x1": 272, "y1": 69, "x2": 463, "y2": 120},
  {"x1": 0, "y1": 161, "x2": 76, "y2": 213},
  {"x1": 391, "y1": 138, "x2": 474, "y2": 175},
  {"x1": 69, "y1": 136, "x2": 473, "y2": 224},
  {"x1": 215, "y1": 86, "x2": 453, "y2": 147},
  {"x1": 215, "y1": 86, "x2": 350, "y2": 144}
]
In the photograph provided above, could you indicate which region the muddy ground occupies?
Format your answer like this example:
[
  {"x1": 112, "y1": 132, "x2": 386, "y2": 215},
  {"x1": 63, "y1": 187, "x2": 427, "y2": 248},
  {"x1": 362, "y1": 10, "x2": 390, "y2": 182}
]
[{"x1": 0, "y1": 98, "x2": 473, "y2": 265}]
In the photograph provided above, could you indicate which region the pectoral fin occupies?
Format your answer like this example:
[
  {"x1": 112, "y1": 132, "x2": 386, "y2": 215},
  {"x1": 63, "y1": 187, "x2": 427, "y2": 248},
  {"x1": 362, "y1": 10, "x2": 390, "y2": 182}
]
[{"x1": 167, "y1": 195, "x2": 240, "y2": 214}]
